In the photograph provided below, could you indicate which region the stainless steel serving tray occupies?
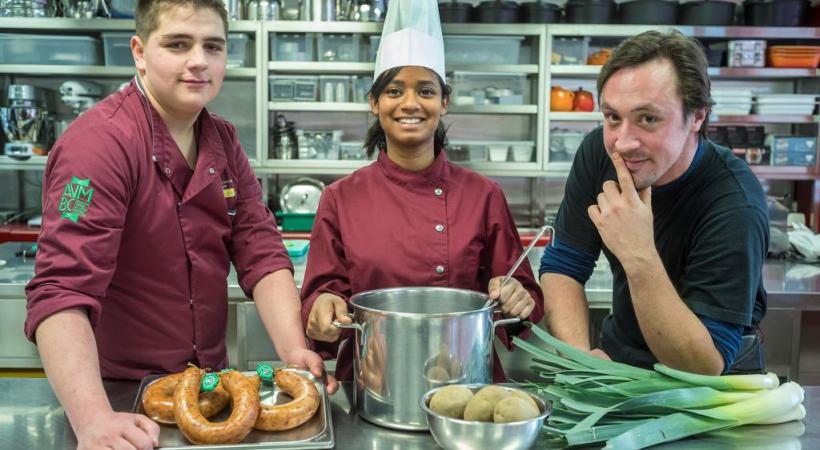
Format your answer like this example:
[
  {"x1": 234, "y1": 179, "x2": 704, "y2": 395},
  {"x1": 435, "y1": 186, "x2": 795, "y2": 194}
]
[{"x1": 132, "y1": 368, "x2": 334, "y2": 449}]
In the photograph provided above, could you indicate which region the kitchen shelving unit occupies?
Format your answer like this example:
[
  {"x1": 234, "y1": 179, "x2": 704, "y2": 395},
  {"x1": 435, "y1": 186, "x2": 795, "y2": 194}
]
[{"x1": 0, "y1": 19, "x2": 818, "y2": 197}]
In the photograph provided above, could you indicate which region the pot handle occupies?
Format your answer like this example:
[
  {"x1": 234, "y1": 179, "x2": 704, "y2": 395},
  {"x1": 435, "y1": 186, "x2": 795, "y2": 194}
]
[
  {"x1": 332, "y1": 313, "x2": 362, "y2": 333},
  {"x1": 492, "y1": 316, "x2": 522, "y2": 332}
]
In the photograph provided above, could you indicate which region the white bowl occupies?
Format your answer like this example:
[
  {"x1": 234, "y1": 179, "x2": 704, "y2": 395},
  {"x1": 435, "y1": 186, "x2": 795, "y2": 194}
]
[
  {"x1": 511, "y1": 144, "x2": 534, "y2": 162},
  {"x1": 488, "y1": 144, "x2": 510, "y2": 162}
]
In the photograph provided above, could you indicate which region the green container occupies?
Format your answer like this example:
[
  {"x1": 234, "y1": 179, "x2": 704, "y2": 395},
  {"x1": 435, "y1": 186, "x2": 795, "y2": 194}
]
[{"x1": 275, "y1": 211, "x2": 316, "y2": 231}]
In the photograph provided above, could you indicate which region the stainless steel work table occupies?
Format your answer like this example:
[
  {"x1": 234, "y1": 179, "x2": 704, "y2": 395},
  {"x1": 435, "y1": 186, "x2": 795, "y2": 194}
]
[{"x1": 0, "y1": 377, "x2": 817, "y2": 450}]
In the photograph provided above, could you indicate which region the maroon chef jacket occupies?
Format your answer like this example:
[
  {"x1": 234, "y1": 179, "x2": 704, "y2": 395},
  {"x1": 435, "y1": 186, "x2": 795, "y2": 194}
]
[
  {"x1": 25, "y1": 81, "x2": 292, "y2": 380},
  {"x1": 300, "y1": 149, "x2": 544, "y2": 382}
]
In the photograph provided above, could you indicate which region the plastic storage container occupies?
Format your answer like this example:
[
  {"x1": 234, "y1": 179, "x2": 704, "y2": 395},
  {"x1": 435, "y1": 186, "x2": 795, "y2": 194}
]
[
  {"x1": 444, "y1": 35, "x2": 523, "y2": 65},
  {"x1": 268, "y1": 75, "x2": 318, "y2": 102},
  {"x1": 552, "y1": 37, "x2": 590, "y2": 65},
  {"x1": 769, "y1": 136, "x2": 818, "y2": 167},
  {"x1": 488, "y1": 143, "x2": 510, "y2": 161},
  {"x1": 728, "y1": 40, "x2": 766, "y2": 68},
  {"x1": 226, "y1": 33, "x2": 253, "y2": 68},
  {"x1": 283, "y1": 239, "x2": 310, "y2": 263},
  {"x1": 270, "y1": 33, "x2": 314, "y2": 62},
  {"x1": 318, "y1": 75, "x2": 350, "y2": 102},
  {"x1": 275, "y1": 212, "x2": 315, "y2": 231},
  {"x1": 317, "y1": 33, "x2": 360, "y2": 62},
  {"x1": 0, "y1": 33, "x2": 102, "y2": 65},
  {"x1": 368, "y1": 35, "x2": 380, "y2": 61},
  {"x1": 101, "y1": 32, "x2": 134, "y2": 67},
  {"x1": 510, "y1": 142, "x2": 535, "y2": 162},
  {"x1": 109, "y1": 0, "x2": 137, "y2": 18},
  {"x1": 452, "y1": 72, "x2": 527, "y2": 105},
  {"x1": 351, "y1": 76, "x2": 372, "y2": 103},
  {"x1": 549, "y1": 128, "x2": 586, "y2": 162},
  {"x1": 339, "y1": 142, "x2": 369, "y2": 160}
]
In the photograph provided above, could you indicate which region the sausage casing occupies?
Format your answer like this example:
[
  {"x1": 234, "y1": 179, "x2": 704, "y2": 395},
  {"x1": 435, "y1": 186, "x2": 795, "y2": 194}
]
[
  {"x1": 254, "y1": 369, "x2": 321, "y2": 431},
  {"x1": 174, "y1": 368, "x2": 260, "y2": 444}
]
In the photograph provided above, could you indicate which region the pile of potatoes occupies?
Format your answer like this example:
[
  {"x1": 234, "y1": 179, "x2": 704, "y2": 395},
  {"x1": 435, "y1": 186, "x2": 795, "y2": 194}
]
[{"x1": 428, "y1": 384, "x2": 540, "y2": 423}]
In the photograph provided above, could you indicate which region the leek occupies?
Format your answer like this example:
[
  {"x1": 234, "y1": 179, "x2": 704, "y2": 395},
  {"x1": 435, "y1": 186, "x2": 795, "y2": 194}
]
[{"x1": 512, "y1": 323, "x2": 806, "y2": 449}]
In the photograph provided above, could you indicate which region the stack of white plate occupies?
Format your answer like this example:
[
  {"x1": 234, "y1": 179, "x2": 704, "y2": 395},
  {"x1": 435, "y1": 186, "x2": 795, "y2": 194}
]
[
  {"x1": 711, "y1": 88, "x2": 753, "y2": 115},
  {"x1": 753, "y1": 94, "x2": 818, "y2": 115}
]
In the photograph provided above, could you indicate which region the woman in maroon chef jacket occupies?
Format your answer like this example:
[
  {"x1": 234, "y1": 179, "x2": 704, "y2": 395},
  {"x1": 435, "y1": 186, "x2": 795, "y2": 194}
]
[{"x1": 300, "y1": 0, "x2": 544, "y2": 384}]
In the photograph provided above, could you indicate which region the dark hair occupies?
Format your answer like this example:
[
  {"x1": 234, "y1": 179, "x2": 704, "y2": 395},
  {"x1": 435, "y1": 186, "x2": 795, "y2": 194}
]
[
  {"x1": 136, "y1": 0, "x2": 228, "y2": 43},
  {"x1": 364, "y1": 66, "x2": 452, "y2": 158},
  {"x1": 597, "y1": 30, "x2": 712, "y2": 139}
]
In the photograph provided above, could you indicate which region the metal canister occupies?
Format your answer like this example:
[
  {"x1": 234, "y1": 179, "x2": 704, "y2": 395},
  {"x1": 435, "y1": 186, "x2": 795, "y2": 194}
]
[{"x1": 335, "y1": 287, "x2": 519, "y2": 430}]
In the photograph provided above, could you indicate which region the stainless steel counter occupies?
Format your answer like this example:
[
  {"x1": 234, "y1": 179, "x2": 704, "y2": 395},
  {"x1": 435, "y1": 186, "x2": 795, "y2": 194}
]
[{"x1": 0, "y1": 377, "x2": 817, "y2": 450}]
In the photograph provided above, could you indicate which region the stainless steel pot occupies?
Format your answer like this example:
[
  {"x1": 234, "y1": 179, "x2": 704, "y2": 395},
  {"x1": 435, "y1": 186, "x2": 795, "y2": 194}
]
[{"x1": 334, "y1": 287, "x2": 519, "y2": 430}]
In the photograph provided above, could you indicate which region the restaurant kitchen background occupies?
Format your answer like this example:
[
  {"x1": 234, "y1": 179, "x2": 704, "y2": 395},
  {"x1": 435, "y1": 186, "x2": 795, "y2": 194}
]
[{"x1": 1, "y1": 0, "x2": 820, "y2": 385}]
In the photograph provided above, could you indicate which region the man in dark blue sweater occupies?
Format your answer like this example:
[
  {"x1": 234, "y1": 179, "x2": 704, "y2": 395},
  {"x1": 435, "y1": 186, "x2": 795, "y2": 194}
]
[{"x1": 540, "y1": 30, "x2": 768, "y2": 375}]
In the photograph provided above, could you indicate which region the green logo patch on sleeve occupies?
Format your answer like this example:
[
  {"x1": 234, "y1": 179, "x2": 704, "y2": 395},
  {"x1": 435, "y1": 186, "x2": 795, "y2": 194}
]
[{"x1": 58, "y1": 177, "x2": 94, "y2": 223}]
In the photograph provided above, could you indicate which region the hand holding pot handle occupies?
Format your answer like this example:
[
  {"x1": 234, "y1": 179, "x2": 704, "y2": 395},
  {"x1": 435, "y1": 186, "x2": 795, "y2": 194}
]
[
  {"x1": 488, "y1": 276, "x2": 536, "y2": 320},
  {"x1": 307, "y1": 293, "x2": 352, "y2": 342}
]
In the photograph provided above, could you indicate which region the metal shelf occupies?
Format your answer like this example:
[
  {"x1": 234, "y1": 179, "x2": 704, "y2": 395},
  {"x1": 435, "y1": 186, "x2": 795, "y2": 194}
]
[
  {"x1": 549, "y1": 112, "x2": 603, "y2": 121},
  {"x1": 751, "y1": 166, "x2": 819, "y2": 181},
  {"x1": 263, "y1": 21, "x2": 382, "y2": 34},
  {"x1": 269, "y1": 102, "x2": 538, "y2": 114},
  {"x1": 269, "y1": 62, "x2": 539, "y2": 74},
  {"x1": 0, "y1": 65, "x2": 256, "y2": 78},
  {"x1": 258, "y1": 160, "x2": 371, "y2": 174},
  {"x1": 0, "y1": 156, "x2": 47, "y2": 170},
  {"x1": 710, "y1": 115, "x2": 819, "y2": 124},
  {"x1": 548, "y1": 24, "x2": 820, "y2": 39},
  {"x1": 549, "y1": 65, "x2": 602, "y2": 77},
  {"x1": 269, "y1": 62, "x2": 374, "y2": 73},
  {"x1": 269, "y1": 102, "x2": 369, "y2": 112},
  {"x1": 708, "y1": 68, "x2": 820, "y2": 79},
  {"x1": 550, "y1": 65, "x2": 820, "y2": 79},
  {"x1": 450, "y1": 105, "x2": 538, "y2": 115},
  {"x1": 262, "y1": 21, "x2": 544, "y2": 36},
  {"x1": 0, "y1": 17, "x2": 258, "y2": 32}
]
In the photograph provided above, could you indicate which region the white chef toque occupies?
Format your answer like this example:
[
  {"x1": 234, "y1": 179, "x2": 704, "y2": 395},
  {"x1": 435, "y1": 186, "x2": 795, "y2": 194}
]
[{"x1": 373, "y1": 0, "x2": 446, "y2": 81}]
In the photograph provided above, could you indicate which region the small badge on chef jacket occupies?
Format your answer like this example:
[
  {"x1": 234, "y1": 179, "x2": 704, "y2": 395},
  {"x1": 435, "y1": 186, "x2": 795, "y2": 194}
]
[
  {"x1": 58, "y1": 176, "x2": 94, "y2": 223},
  {"x1": 222, "y1": 178, "x2": 236, "y2": 199}
]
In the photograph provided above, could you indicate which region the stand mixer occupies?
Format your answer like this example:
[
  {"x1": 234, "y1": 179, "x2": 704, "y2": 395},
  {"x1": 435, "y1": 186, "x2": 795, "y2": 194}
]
[
  {"x1": 59, "y1": 80, "x2": 102, "y2": 115},
  {"x1": 0, "y1": 85, "x2": 49, "y2": 160}
]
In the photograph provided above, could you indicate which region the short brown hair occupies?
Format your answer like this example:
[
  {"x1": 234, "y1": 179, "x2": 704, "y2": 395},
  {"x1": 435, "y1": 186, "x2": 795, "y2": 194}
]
[
  {"x1": 135, "y1": 0, "x2": 228, "y2": 42},
  {"x1": 597, "y1": 30, "x2": 712, "y2": 139}
]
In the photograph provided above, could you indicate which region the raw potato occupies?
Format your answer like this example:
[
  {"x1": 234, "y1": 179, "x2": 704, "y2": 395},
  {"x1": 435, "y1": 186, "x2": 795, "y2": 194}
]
[
  {"x1": 509, "y1": 389, "x2": 539, "y2": 412},
  {"x1": 429, "y1": 385, "x2": 474, "y2": 419},
  {"x1": 493, "y1": 397, "x2": 540, "y2": 423},
  {"x1": 464, "y1": 386, "x2": 510, "y2": 422},
  {"x1": 463, "y1": 397, "x2": 495, "y2": 422},
  {"x1": 473, "y1": 385, "x2": 510, "y2": 406}
]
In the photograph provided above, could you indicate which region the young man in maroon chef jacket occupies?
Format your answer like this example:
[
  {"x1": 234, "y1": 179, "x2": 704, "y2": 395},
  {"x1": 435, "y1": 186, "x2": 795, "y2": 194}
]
[{"x1": 24, "y1": 1, "x2": 335, "y2": 448}]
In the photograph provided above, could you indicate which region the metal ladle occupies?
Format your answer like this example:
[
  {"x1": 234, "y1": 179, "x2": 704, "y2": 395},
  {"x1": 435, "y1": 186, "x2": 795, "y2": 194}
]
[{"x1": 483, "y1": 224, "x2": 554, "y2": 310}]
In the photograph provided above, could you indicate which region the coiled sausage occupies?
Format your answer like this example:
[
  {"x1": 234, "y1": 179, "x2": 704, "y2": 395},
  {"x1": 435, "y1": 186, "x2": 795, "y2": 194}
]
[
  {"x1": 254, "y1": 369, "x2": 320, "y2": 431},
  {"x1": 174, "y1": 367, "x2": 260, "y2": 444}
]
